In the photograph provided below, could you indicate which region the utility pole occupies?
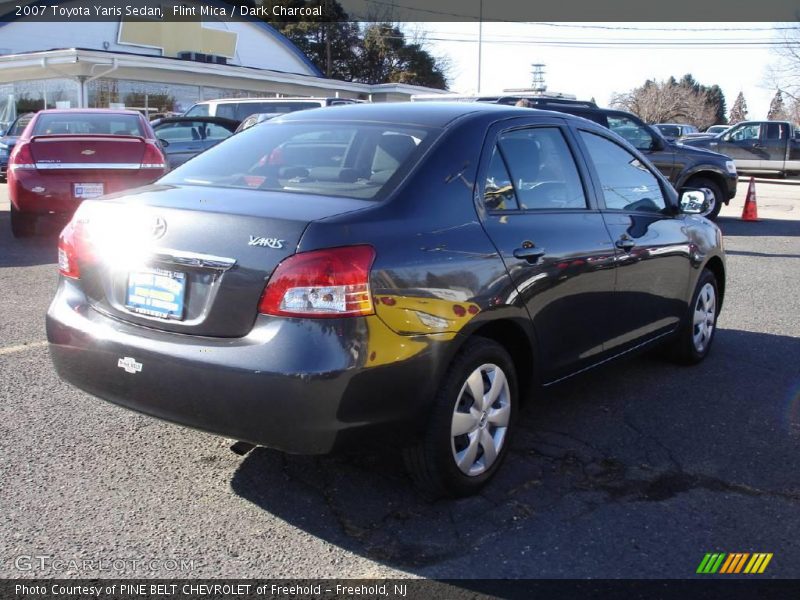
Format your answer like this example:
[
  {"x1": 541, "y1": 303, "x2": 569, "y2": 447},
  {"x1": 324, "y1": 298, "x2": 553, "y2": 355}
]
[{"x1": 477, "y1": 0, "x2": 483, "y2": 93}]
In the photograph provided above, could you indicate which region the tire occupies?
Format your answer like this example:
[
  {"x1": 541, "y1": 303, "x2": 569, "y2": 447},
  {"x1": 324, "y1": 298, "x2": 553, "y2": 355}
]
[
  {"x1": 403, "y1": 336, "x2": 518, "y2": 497},
  {"x1": 10, "y1": 204, "x2": 36, "y2": 238},
  {"x1": 686, "y1": 176, "x2": 723, "y2": 221},
  {"x1": 665, "y1": 268, "x2": 719, "y2": 365}
]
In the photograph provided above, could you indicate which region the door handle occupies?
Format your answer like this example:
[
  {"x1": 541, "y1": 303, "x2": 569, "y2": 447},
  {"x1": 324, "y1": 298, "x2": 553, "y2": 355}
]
[
  {"x1": 752, "y1": 143, "x2": 765, "y2": 149},
  {"x1": 615, "y1": 236, "x2": 636, "y2": 251},
  {"x1": 513, "y1": 246, "x2": 546, "y2": 263}
]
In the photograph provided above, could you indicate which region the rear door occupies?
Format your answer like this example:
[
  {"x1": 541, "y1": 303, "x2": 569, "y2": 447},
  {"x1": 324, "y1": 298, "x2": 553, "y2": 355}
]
[
  {"x1": 574, "y1": 128, "x2": 693, "y2": 353},
  {"x1": 477, "y1": 119, "x2": 617, "y2": 381},
  {"x1": 760, "y1": 122, "x2": 789, "y2": 170}
]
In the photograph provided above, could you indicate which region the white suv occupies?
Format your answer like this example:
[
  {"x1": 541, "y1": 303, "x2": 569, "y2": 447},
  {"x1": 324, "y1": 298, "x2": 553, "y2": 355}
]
[{"x1": 184, "y1": 97, "x2": 362, "y2": 121}]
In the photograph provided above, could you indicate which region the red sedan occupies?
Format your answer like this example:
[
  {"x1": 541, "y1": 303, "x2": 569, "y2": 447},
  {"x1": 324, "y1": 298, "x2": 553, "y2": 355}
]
[{"x1": 7, "y1": 109, "x2": 167, "y2": 237}]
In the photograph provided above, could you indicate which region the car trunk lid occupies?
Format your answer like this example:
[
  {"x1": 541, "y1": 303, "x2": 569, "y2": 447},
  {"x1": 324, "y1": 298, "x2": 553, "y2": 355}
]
[{"x1": 73, "y1": 185, "x2": 371, "y2": 337}]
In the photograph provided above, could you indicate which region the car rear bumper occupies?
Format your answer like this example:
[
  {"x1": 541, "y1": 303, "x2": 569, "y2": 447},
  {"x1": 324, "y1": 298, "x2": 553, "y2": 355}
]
[
  {"x1": 46, "y1": 279, "x2": 443, "y2": 454},
  {"x1": 9, "y1": 168, "x2": 164, "y2": 214}
]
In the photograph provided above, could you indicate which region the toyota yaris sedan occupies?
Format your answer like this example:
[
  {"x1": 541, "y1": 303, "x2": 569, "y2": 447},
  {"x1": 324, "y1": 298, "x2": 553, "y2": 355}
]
[{"x1": 47, "y1": 103, "x2": 724, "y2": 496}]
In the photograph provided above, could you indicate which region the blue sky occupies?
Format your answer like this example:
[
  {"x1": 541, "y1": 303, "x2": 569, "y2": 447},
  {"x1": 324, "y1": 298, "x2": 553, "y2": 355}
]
[{"x1": 417, "y1": 22, "x2": 784, "y2": 119}]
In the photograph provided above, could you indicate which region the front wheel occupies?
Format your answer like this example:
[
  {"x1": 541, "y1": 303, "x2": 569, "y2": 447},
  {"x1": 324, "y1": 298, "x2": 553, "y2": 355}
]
[
  {"x1": 665, "y1": 268, "x2": 719, "y2": 364},
  {"x1": 687, "y1": 176, "x2": 723, "y2": 221},
  {"x1": 403, "y1": 337, "x2": 518, "y2": 497}
]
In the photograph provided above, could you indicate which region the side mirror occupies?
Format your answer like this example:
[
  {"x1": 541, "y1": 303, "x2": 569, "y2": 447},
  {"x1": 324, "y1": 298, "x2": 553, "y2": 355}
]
[
  {"x1": 679, "y1": 188, "x2": 709, "y2": 215},
  {"x1": 158, "y1": 138, "x2": 170, "y2": 148}
]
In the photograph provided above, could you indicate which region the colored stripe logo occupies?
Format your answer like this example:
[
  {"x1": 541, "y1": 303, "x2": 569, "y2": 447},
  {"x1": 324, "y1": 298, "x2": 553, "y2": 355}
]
[{"x1": 697, "y1": 553, "x2": 773, "y2": 574}]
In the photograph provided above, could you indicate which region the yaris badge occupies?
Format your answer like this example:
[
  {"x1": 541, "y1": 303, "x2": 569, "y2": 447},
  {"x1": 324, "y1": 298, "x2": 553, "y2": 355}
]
[
  {"x1": 248, "y1": 236, "x2": 284, "y2": 249},
  {"x1": 118, "y1": 357, "x2": 143, "y2": 374}
]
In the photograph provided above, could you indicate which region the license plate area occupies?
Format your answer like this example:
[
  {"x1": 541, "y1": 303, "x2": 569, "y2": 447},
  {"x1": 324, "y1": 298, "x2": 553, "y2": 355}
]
[
  {"x1": 126, "y1": 268, "x2": 186, "y2": 320},
  {"x1": 73, "y1": 183, "x2": 104, "y2": 199}
]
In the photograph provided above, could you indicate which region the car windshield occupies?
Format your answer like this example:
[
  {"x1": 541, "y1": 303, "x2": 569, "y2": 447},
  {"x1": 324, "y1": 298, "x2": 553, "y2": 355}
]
[
  {"x1": 161, "y1": 121, "x2": 435, "y2": 200},
  {"x1": 33, "y1": 113, "x2": 144, "y2": 136}
]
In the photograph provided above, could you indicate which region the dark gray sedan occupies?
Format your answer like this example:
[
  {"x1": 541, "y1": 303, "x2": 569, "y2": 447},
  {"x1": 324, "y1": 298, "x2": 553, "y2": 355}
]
[
  {"x1": 151, "y1": 116, "x2": 239, "y2": 169},
  {"x1": 47, "y1": 103, "x2": 725, "y2": 496}
]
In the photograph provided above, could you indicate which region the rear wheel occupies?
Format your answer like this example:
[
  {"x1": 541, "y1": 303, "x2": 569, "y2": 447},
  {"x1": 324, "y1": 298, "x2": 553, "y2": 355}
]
[
  {"x1": 686, "y1": 176, "x2": 723, "y2": 221},
  {"x1": 403, "y1": 337, "x2": 517, "y2": 497},
  {"x1": 666, "y1": 268, "x2": 719, "y2": 364},
  {"x1": 10, "y1": 205, "x2": 36, "y2": 238}
]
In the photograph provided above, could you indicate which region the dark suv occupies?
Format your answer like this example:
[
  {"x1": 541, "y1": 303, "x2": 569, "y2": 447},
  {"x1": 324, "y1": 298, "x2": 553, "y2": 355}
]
[{"x1": 496, "y1": 98, "x2": 737, "y2": 220}]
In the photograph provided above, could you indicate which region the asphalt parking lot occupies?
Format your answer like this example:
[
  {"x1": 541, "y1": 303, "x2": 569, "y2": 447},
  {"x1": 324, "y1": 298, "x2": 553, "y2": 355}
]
[{"x1": 0, "y1": 178, "x2": 798, "y2": 580}]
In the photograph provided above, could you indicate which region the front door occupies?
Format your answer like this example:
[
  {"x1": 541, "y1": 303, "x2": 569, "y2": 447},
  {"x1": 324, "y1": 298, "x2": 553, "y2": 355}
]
[
  {"x1": 714, "y1": 123, "x2": 763, "y2": 170},
  {"x1": 477, "y1": 122, "x2": 617, "y2": 381},
  {"x1": 575, "y1": 128, "x2": 693, "y2": 353}
]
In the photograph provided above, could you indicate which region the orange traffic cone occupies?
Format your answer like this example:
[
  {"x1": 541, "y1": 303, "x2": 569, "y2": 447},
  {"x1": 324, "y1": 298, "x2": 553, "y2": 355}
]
[{"x1": 741, "y1": 177, "x2": 758, "y2": 221}]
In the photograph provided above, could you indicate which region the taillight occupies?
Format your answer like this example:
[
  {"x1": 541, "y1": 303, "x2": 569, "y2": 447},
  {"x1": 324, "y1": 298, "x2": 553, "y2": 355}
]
[
  {"x1": 58, "y1": 218, "x2": 81, "y2": 279},
  {"x1": 57, "y1": 209, "x2": 94, "y2": 279},
  {"x1": 9, "y1": 140, "x2": 35, "y2": 170},
  {"x1": 258, "y1": 246, "x2": 376, "y2": 318},
  {"x1": 140, "y1": 141, "x2": 166, "y2": 169}
]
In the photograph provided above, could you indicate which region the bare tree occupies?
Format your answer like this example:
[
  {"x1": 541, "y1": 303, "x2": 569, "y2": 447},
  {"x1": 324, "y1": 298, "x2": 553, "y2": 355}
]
[
  {"x1": 610, "y1": 79, "x2": 717, "y2": 128},
  {"x1": 729, "y1": 92, "x2": 748, "y2": 125}
]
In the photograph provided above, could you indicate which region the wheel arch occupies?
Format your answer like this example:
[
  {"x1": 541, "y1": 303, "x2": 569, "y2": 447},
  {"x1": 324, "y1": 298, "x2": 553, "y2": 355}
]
[
  {"x1": 680, "y1": 169, "x2": 730, "y2": 203},
  {"x1": 703, "y1": 255, "x2": 726, "y2": 311},
  {"x1": 464, "y1": 318, "x2": 537, "y2": 402}
]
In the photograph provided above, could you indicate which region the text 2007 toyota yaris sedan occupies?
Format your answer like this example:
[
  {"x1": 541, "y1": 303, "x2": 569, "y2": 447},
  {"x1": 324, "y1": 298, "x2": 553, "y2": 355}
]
[{"x1": 47, "y1": 103, "x2": 725, "y2": 496}]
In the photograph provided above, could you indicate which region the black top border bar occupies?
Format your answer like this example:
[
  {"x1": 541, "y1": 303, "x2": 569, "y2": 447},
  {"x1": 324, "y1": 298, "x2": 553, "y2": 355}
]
[{"x1": 0, "y1": 0, "x2": 799, "y2": 22}]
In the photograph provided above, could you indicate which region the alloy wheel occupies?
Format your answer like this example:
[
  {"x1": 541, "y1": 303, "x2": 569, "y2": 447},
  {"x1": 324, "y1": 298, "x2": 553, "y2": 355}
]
[{"x1": 693, "y1": 282, "x2": 716, "y2": 353}]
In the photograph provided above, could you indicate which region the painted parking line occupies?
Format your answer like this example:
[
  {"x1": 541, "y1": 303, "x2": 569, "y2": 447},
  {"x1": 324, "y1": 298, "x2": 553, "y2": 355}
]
[{"x1": 0, "y1": 340, "x2": 48, "y2": 355}]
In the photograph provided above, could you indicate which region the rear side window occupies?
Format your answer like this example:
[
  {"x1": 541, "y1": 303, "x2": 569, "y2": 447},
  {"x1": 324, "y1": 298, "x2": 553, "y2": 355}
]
[
  {"x1": 33, "y1": 113, "x2": 144, "y2": 136},
  {"x1": 765, "y1": 123, "x2": 787, "y2": 140},
  {"x1": 161, "y1": 121, "x2": 434, "y2": 200},
  {"x1": 483, "y1": 146, "x2": 519, "y2": 211},
  {"x1": 495, "y1": 128, "x2": 588, "y2": 210},
  {"x1": 579, "y1": 131, "x2": 666, "y2": 213}
]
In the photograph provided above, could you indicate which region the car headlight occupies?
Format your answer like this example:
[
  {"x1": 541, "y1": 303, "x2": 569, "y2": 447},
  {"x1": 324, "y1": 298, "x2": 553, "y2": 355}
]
[{"x1": 725, "y1": 160, "x2": 737, "y2": 174}]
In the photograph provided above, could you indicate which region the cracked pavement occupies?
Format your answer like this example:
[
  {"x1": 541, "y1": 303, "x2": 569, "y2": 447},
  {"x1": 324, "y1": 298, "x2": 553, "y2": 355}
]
[{"x1": 0, "y1": 181, "x2": 799, "y2": 579}]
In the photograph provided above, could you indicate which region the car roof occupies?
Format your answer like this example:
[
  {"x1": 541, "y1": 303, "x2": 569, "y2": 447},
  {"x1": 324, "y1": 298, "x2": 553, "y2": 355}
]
[
  {"x1": 194, "y1": 98, "x2": 341, "y2": 105},
  {"x1": 272, "y1": 101, "x2": 575, "y2": 128}
]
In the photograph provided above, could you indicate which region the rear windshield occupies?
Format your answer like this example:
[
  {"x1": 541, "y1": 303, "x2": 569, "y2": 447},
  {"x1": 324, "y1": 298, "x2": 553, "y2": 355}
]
[
  {"x1": 216, "y1": 102, "x2": 322, "y2": 121},
  {"x1": 161, "y1": 121, "x2": 435, "y2": 200},
  {"x1": 33, "y1": 113, "x2": 144, "y2": 136}
]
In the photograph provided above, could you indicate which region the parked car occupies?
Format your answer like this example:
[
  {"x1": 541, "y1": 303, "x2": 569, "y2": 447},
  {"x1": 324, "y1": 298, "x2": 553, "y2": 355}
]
[
  {"x1": 151, "y1": 116, "x2": 239, "y2": 169},
  {"x1": 184, "y1": 97, "x2": 362, "y2": 122},
  {"x1": 7, "y1": 109, "x2": 167, "y2": 237},
  {"x1": 493, "y1": 97, "x2": 737, "y2": 220},
  {"x1": 234, "y1": 112, "x2": 285, "y2": 133},
  {"x1": 47, "y1": 103, "x2": 725, "y2": 497},
  {"x1": 682, "y1": 120, "x2": 800, "y2": 177},
  {"x1": 0, "y1": 112, "x2": 35, "y2": 181},
  {"x1": 655, "y1": 123, "x2": 699, "y2": 139}
]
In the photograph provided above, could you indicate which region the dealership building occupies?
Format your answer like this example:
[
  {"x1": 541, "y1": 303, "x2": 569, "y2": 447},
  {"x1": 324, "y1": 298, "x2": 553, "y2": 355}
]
[{"x1": 0, "y1": 1, "x2": 446, "y2": 128}]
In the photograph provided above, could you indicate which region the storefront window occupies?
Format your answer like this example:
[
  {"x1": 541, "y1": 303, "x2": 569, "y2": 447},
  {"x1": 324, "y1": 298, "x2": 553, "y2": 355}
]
[
  {"x1": 0, "y1": 78, "x2": 79, "y2": 132},
  {"x1": 87, "y1": 79, "x2": 201, "y2": 116}
]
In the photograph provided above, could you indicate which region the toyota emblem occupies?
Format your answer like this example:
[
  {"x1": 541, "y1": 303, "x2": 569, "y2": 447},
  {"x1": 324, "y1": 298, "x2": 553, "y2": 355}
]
[{"x1": 151, "y1": 216, "x2": 167, "y2": 240}]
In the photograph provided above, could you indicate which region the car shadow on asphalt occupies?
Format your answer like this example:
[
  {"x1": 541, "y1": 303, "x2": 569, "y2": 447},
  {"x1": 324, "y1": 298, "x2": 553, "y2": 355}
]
[
  {"x1": 0, "y1": 212, "x2": 60, "y2": 268},
  {"x1": 230, "y1": 329, "x2": 800, "y2": 576},
  {"x1": 717, "y1": 216, "x2": 800, "y2": 237}
]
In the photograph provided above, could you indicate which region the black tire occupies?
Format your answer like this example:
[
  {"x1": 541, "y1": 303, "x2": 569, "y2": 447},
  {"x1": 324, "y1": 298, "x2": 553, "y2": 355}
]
[
  {"x1": 665, "y1": 268, "x2": 719, "y2": 365},
  {"x1": 403, "y1": 336, "x2": 518, "y2": 497},
  {"x1": 10, "y1": 205, "x2": 36, "y2": 238},
  {"x1": 686, "y1": 176, "x2": 723, "y2": 221}
]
